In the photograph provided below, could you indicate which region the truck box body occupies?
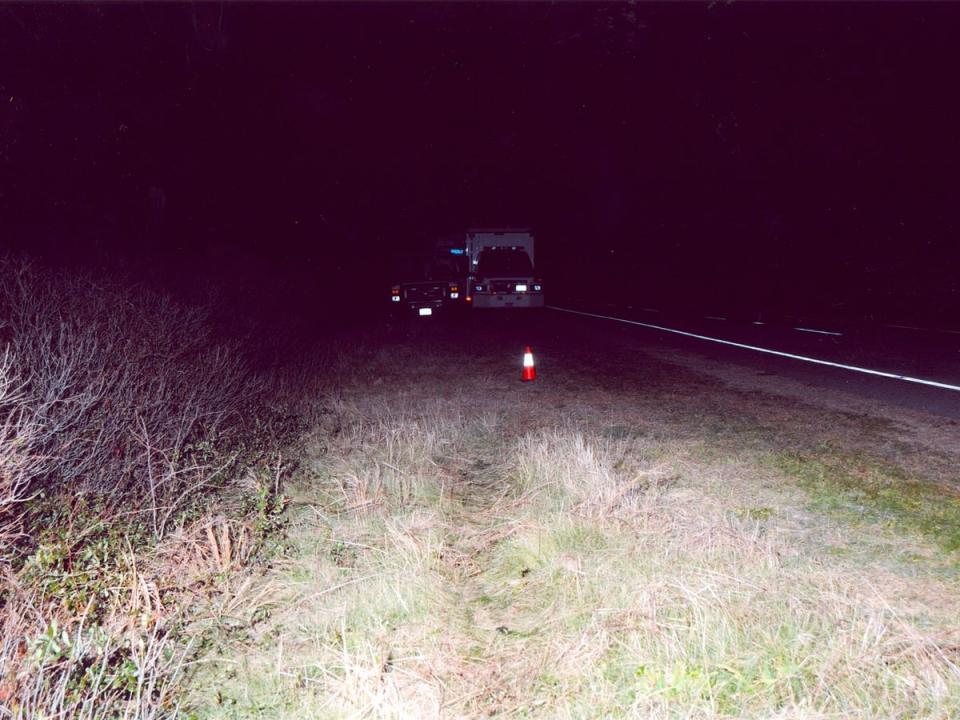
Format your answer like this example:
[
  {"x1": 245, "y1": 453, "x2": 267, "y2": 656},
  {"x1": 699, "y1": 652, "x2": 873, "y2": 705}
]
[
  {"x1": 463, "y1": 229, "x2": 543, "y2": 309},
  {"x1": 465, "y1": 229, "x2": 536, "y2": 270}
]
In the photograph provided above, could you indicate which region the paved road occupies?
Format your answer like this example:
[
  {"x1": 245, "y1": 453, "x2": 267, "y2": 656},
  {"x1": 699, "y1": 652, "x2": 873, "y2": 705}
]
[
  {"x1": 545, "y1": 304, "x2": 960, "y2": 421},
  {"x1": 381, "y1": 304, "x2": 960, "y2": 420}
]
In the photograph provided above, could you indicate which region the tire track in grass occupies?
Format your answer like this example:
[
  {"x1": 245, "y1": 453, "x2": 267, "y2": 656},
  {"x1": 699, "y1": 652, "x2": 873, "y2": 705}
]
[{"x1": 432, "y1": 423, "x2": 541, "y2": 716}]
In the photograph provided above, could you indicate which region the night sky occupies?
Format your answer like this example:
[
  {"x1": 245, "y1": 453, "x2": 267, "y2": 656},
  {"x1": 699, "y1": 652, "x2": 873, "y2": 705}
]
[{"x1": 2, "y1": 2, "x2": 958, "y2": 322}]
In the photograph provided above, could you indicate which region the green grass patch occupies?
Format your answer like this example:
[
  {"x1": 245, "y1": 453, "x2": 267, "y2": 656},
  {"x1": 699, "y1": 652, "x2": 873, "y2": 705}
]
[
  {"x1": 774, "y1": 448, "x2": 960, "y2": 553},
  {"x1": 734, "y1": 506, "x2": 774, "y2": 521}
]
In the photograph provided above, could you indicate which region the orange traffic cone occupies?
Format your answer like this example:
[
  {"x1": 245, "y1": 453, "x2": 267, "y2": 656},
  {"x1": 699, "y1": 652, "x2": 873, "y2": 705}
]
[{"x1": 521, "y1": 345, "x2": 536, "y2": 382}]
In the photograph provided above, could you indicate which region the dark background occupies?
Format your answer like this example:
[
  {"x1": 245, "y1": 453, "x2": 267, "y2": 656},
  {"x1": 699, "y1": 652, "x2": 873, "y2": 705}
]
[{"x1": 2, "y1": 2, "x2": 958, "y2": 326}]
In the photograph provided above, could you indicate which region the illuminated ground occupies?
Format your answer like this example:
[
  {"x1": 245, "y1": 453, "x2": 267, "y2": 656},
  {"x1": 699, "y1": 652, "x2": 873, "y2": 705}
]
[{"x1": 186, "y1": 309, "x2": 960, "y2": 718}]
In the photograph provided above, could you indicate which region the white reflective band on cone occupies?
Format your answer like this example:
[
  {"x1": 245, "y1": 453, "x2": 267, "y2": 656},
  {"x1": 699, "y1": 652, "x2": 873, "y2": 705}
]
[{"x1": 523, "y1": 353, "x2": 534, "y2": 367}]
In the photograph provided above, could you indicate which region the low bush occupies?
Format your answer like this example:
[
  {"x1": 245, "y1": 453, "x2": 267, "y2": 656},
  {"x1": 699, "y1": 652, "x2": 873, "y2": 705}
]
[{"x1": 0, "y1": 255, "x2": 304, "y2": 718}]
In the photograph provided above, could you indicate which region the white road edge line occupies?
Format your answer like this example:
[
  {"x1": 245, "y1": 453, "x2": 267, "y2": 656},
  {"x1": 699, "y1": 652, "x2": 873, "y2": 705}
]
[
  {"x1": 547, "y1": 305, "x2": 960, "y2": 393},
  {"x1": 885, "y1": 323, "x2": 960, "y2": 336},
  {"x1": 794, "y1": 326, "x2": 842, "y2": 336}
]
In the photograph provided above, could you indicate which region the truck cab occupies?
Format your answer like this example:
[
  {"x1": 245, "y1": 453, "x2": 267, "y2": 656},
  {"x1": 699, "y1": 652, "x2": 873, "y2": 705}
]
[{"x1": 388, "y1": 253, "x2": 463, "y2": 317}]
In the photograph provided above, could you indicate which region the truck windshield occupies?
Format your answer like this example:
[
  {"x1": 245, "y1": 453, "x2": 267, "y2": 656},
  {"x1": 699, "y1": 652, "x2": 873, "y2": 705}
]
[
  {"x1": 476, "y1": 249, "x2": 534, "y2": 278},
  {"x1": 393, "y1": 256, "x2": 462, "y2": 282}
]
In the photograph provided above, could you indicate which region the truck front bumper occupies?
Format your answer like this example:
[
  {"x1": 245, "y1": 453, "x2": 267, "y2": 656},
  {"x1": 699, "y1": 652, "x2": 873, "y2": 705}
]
[{"x1": 472, "y1": 293, "x2": 544, "y2": 309}]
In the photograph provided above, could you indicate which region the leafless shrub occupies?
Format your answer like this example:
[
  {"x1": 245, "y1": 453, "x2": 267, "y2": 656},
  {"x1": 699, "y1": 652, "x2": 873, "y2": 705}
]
[
  {"x1": 0, "y1": 254, "x2": 299, "y2": 718},
  {"x1": 0, "y1": 255, "x2": 264, "y2": 542},
  {"x1": 0, "y1": 351, "x2": 48, "y2": 546}
]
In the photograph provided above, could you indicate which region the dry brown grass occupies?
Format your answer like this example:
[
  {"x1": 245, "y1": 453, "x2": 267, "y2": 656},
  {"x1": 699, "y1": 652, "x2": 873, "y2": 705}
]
[{"x1": 186, "y1": 321, "x2": 960, "y2": 719}]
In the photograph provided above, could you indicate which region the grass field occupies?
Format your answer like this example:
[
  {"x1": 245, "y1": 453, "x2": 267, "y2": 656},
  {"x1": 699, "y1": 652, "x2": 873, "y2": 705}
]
[{"x1": 185, "y1": 317, "x2": 960, "y2": 719}]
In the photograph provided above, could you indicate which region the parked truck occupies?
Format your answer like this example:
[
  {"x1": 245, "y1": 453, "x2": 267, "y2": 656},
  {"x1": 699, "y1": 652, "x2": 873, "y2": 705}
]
[
  {"x1": 454, "y1": 229, "x2": 543, "y2": 309},
  {"x1": 387, "y1": 249, "x2": 464, "y2": 318}
]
